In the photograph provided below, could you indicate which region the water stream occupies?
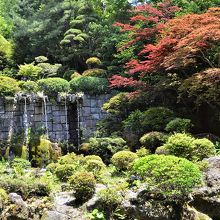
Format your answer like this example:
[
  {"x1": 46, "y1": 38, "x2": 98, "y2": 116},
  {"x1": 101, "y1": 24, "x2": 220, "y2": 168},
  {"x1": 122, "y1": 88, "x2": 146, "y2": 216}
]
[
  {"x1": 7, "y1": 95, "x2": 18, "y2": 144},
  {"x1": 76, "y1": 98, "x2": 81, "y2": 151},
  {"x1": 42, "y1": 95, "x2": 49, "y2": 139},
  {"x1": 23, "y1": 97, "x2": 29, "y2": 146},
  {"x1": 64, "y1": 96, "x2": 69, "y2": 153}
]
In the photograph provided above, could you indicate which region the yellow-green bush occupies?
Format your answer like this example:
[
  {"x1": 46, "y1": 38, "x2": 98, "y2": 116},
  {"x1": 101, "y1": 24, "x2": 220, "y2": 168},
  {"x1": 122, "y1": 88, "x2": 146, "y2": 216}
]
[
  {"x1": 55, "y1": 164, "x2": 76, "y2": 181},
  {"x1": 82, "y1": 68, "x2": 105, "y2": 77},
  {"x1": 18, "y1": 63, "x2": 41, "y2": 80},
  {"x1": 58, "y1": 152, "x2": 76, "y2": 164},
  {"x1": 46, "y1": 163, "x2": 59, "y2": 173},
  {"x1": 0, "y1": 76, "x2": 20, "y2": 96},
  {"x1": 85, "y1": 159, "x2": 106, "y2": 173},
  {"x1": 0, "y1": 188, "x2": 8, "y2": 203},
  {"x1": 86, "y1": 57, "x2": 102, "y2": 67},
  {"x1": 84, "y1": 155, "x2": 103, "y2": 162},
  {"x1": 111, "y1": 151, "x2": 138, "y2": 171},
  {"x1": 69, "y1": 171, "x2": 96, "y2": 202},
  {"x1": 136, "y1": 148, "x2": 150, "y2": 157}
]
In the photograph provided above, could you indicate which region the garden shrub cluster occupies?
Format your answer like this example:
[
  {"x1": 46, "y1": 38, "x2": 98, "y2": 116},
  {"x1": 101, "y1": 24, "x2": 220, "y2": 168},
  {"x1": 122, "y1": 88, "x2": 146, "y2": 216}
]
[
  {"x1": 133, "y1": 155, "x2": 202, "y2": 200},
  {"x1": 70, "y1": 76, "x2": 109, "y2": 95},
  {"x1": 0, "y1": 75, "x2": 20, "y2": 96},
  {"x1": 161, "y1": 133, "x2": 216, "y2": 161},
  {"x1": 69, "y1": 171, "x2": 96, "y2": 202}
]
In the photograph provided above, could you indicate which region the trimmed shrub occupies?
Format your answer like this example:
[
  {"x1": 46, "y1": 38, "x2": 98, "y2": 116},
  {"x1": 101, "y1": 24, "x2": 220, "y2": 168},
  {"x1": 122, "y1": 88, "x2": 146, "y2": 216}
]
[
  {"x1": 84, "y1": 155, "x2": 103, "y2": 162},
  {"x1": 81, "y1": 137, "x2": 127, "y2": 163},
  {"x1": 37, "y1": 77, "x2": 70, "y2": 96},
  {"x1": 82, "y1": 68, "x2": 106, "y2": 77},
  {"x1": 192, "y1": 138, "x2": 216, "y2": 161},
  {"x1": 58, "y1": 153, "x2": 76, "y2": 165},
  {"x1": 19, "y1": 80, "x2": 39, "y2": 93},
  {"x1": 55, "y1": 164, "x2": 76, "y2": 181},
  {"x1": 111, "y1": 151, "x2": 138, "y2": 171},
  {"x1": 86, "y1": 57, "x2": 102, "y2": 67},
  {"x1": 85, "y1": 159, "x2": 106, "y2": 173},
  {"x1": 69, "y1": 171, "x2": 96, "y2": 202},
  {"x1": 70, "y1": 76, "x2": 108, "y2": 95},
  {"x1": 70, "y1": 72, "x2": 81, "y2": 79},
  {"x1": 136, "y1": 148, "x2": 150, "y2": 157},
  {"x1": 162, "y1": 133, "x2": 216, "y2": 161},
  {"x1": 18, "y1": 63, "x2": 41, "y2": 80},
  {"x1": 140, "y1": 132, "x2": 166, "y2": 153},
  {"x1": 155, "y1": 146, "x2": 170, "y2": 155},
  {"x1": 11, "y1": 158, "x2": 31, "y2": 169},
  {"x1": 165, "y1": 118, "x2": 192, "y2": 133},
  {"x1": 141, "y1": 107, "x2": 174, "y2": 131},
  {"x1": 46, "y1": 163, "x2": 59, "y2": 173},
  {"x1": 0, "y1": 76, "x2": 20, "y2": 96},
  {"x1": 133, "y1": 155, "x2": 202, "y2": 200}
]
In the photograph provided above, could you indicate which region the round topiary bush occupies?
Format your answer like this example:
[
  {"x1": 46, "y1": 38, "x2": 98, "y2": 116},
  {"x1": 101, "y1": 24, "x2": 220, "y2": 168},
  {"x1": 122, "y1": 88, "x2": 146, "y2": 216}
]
[
  {"x1": 84, "y1": 155, "x2": 103, "y2": 162},
  {"x1": 0, "y1": 76, "x2": 20, "y2": 96},
  {"x1": 133, "y1": 155, "x2": 202, "y2": 200},
  {"x1": 191, "y1": 138, "x2": 216, "y2": 161},
  {"x1": 86, "y1": 57, "x2": 102, "y2": 67},
  {"x1": 165, "y1": 118, "x2": 192, "y2": 133},
  {"x1": 69, "y1": 171, "x2": 96, "y2": 202},
  {"x1": 161, "y1": 133, "x2": 216, "y2": 161},
  {"x1": 70, "y1": 76, "x2": 109, "y2": 95},
  {"x1": 55, "y1": 164, "x2": 76, "y2": 181},
  {"x1": 111, "y1": 151, "x2": 138, "y2": 171},
  {"x1": 136, "y1": 148, "x2": 150, "y2": 157},
  {"x1": 85, "y1": 159, "x2": 106, "y2": 173},
  {"x1": 82, "y1": 68, "x2": 106, "y2": 77},
  {"x1": 37, "y1": 77, "x2": 70, "y2": 97},
  {"x1": 162, "y1": 133, "x2": 195, "y2": 160},
  {"x1": 155, "y1": 146, "x2": 170, "y2": 155},
  {"x1": 140, "y1": 132, "x2": 166, "y2": 153},
  {"x1": 58, "y1": 153, "x2": 76, "y2": 165},
  {"x1": 19, "y1": 80, "x2": 39, "y2": 93}
]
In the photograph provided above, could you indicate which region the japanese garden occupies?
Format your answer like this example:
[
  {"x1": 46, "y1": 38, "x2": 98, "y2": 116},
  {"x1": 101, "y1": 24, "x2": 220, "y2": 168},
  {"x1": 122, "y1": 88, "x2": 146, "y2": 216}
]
[{"x1": 0, "y1": 0, "x2": 219, "y2": 219}]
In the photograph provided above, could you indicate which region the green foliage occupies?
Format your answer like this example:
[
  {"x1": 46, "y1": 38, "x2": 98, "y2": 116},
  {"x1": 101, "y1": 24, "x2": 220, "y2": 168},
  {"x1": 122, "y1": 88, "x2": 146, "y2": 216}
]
[
  {"x1": 165, "y1": 118, "x2": 192, "y2": 133},
  {"x1": 133, "y1": 155, "x2": 202, "y2": 200},
  {"x1": 86, "y1": 57, "x2": 102, "y2": 67},
  {"x1": 0, "y1": 75, "x2": 20, "y2": 96},
  {"x1": 69, "y1": 171, "x2": 96, "y2": 202},
  {"x1": 70, "y1": 76, "x2": 109, "y2": 95},
  {"x1": 58, "y1": 153, "x2": 77, "y2": 165},
  {"x1": 11, "y1": 158, "x2": 31, "y2": 169},
  {"x1": 136, "y1": 148, "x2": 150, "y2": 158},
  {"x1": 0, "y1": 188, "x2": 8, "y2": 204},
  {"x1": 87, "y1": 209, "x2": 105, "y2": 220},
  {"x1": 123, "y1": 107, "x2": 174, "y2": 135},
  {"x1": 98, "y1": 187, "x2": 123, "y2": 208},
  {"x1": 36, "y1": 62, "x2": 62, "y2": 78},
  {"x1": 19, "y1": 80, "x2": 39, "y2": 93},
  {"x1": 162, "y1": 133, "x2": 216, "y2": 161},
  {"x1": 55, "y1": 164, "x2": 76, "y2": 181},
  {"x1": 37, "y1": 77, "x2": 70, "y2": 97},
  {"x1": 46, "y1": 163, "x2": 59, "y2": 174},
  {"x1": 140, "y1": 132, "x2": 166, "y2": 153},
  {"x1": 18, "y1": 63, "x2": 42, "y2": 80},
  {"x1": 155, "y1": 146, "x2": 170, "y2": 155},
  {"x1": 111, "y1": 151, "x2": 138, "y2": 171},
  {"x1": 85, "y1": 159, "x2": 106, "y2": 173},
  {"x1": 82, "y1": 68, "x2": 106, "y2": 77},
  {"x1": 81, "y1": 137, "x2": 127, "y2": 163},
  {"x1": 84, "y1": 155, "x2": 103, "y2": 162}
]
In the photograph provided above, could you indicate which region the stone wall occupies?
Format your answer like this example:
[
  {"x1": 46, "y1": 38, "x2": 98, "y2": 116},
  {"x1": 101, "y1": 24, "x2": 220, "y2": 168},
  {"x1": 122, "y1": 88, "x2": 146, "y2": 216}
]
[{"x1": 0, "y1": 94, "x2": 111, "y2": 144}]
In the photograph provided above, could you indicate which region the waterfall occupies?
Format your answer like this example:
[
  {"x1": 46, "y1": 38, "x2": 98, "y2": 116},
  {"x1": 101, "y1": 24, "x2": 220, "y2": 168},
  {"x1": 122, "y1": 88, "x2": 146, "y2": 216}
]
[
  {"x1": 64, "y1": 96, "x2": 69, "y2": 153},
  {"x1": 23, "y1": 97, "x2": 29, "y2": 146},
  {"x1": 43, "y1": 96, "x2": 49, "y2": 139},
  {"x1": 7, "y1": 95, "x2": 18, "y2": 144},
  {"x1": 76, "y1": 98, "x2": 81, "y2": 151}
]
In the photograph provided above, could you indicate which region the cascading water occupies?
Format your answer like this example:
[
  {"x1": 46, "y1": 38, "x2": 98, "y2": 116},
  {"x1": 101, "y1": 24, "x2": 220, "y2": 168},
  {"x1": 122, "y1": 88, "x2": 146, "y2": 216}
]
[
  {"x1": 7, "y1": 95, "x2": 18, "y2": 144},
  {"x1": 23, "y1": 97, "x2": 29, "y2": 146},
  {"x1": 76, "y1": 97, "x2": 81, "y2": 151},
  {"x1": 64, "y1": 96, "x2": 69, "y2": 153},
  {"x1": 43, "y1": 95, "x2": 49, "y2": 139}
]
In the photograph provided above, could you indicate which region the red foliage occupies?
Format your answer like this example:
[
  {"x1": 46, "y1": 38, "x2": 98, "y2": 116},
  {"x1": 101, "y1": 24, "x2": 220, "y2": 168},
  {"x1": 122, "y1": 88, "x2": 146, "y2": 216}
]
[{"x1": 111, "y1": 6, "x2": 220, "y2": 90}]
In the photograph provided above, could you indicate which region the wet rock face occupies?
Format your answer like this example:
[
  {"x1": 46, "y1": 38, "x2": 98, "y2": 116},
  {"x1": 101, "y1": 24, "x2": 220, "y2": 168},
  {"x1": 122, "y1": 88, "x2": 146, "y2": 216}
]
[{"x1": 190, "y1": 156, "x2": 220, "y2": 220}]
